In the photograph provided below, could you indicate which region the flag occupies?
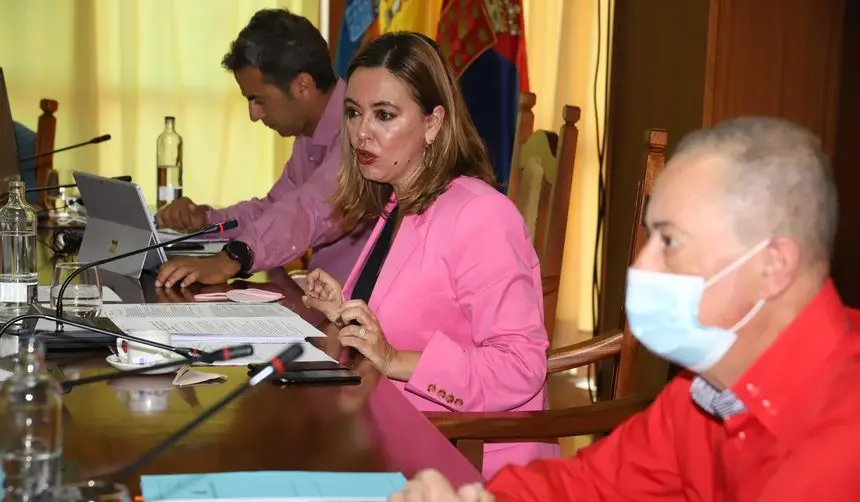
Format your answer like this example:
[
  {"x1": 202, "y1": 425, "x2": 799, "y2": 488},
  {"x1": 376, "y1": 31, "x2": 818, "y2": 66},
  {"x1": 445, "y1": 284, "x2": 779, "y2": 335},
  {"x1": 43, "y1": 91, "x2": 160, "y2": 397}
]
[
  {"x1": 377, "y1": 0, "x2": 443, "y2": 37},
  {"x1": 334, "y1": 0, "x2": 380, "y2": 78},
  {"x1": 437, "y1": 0, "x2": 529, "y2": 191}
]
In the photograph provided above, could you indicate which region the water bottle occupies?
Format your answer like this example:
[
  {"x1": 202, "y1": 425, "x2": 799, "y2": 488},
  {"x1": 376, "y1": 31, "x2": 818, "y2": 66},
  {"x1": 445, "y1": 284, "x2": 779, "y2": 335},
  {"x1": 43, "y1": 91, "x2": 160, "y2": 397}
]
[
  {"x1": 0, "y1": 181, "x2": 38, "y2": 321},
  {"x1": 156, "y1": 116, "x2": 183, "y2": 209},
  {"x1": 0, "y1": 336, "x2": 64, "y2": 501}
]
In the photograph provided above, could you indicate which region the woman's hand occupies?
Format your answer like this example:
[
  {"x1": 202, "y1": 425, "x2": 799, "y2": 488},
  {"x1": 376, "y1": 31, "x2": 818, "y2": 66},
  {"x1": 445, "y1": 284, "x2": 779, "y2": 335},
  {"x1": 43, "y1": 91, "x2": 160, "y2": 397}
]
[
  {"x1": 301, "y1": 269, "x2": 344, "y2": 324},
  {"x1": 338, "y1": 299, "x2": 405, "y2": 379}
]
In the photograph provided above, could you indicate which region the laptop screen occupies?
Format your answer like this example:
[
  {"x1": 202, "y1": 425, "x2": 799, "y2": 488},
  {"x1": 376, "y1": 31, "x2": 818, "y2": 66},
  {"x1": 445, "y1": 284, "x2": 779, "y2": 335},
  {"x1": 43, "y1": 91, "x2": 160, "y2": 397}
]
[{"x1": 0, "y1": 67, "x2": 21, "y2": 182}]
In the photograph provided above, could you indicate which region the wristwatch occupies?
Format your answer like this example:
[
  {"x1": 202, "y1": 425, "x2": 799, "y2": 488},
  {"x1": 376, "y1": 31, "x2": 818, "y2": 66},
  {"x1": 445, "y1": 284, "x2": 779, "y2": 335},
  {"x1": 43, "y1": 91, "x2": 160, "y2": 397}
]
[{"x1": 222, "y1": 240, "x2": 255, "y2": 279}]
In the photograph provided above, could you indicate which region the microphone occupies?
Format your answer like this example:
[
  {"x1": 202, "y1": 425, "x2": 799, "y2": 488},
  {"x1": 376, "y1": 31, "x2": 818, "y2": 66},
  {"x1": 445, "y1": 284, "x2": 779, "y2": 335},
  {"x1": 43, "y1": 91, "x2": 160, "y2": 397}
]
[
  {"x1": 61, "y1": 344, "x2": 254, "y2": 392},
  {"x1": 54, "y1": 219, "x2": 239, "y2": 323},
  {"x1": 107, "y1": 344, "x2": 304, "y2": 483},
  {"x1": 19, "y1": 134, "x2": 112, "y2": 163}
]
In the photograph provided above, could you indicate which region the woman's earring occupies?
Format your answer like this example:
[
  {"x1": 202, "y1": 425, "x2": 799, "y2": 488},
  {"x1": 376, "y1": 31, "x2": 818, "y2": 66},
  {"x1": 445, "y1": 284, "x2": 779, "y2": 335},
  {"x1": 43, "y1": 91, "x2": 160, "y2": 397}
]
[{"x1": 423, "y1": 142, "x2": 433, "y2": 168}]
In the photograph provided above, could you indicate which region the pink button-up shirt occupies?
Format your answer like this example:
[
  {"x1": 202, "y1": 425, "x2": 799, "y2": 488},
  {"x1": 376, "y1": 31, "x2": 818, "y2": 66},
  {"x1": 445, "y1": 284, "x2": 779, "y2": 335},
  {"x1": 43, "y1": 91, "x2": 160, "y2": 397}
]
[{"x1": 206, "y1": 79, "x2": 371, "y2": 283}]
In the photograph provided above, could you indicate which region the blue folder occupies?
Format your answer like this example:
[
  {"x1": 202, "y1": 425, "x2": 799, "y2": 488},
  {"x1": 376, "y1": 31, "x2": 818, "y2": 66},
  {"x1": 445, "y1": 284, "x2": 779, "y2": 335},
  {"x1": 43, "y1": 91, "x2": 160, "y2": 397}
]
[{"x1": 140, "y1": 471, "x2": 407, "y2": 500}]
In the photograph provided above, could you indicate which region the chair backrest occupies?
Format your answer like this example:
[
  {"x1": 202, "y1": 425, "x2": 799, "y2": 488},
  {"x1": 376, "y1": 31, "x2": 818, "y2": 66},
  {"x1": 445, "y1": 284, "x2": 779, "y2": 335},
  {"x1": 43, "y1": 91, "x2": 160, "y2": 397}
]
[
  {"x1": 35, "y1": 98, "x2": 58, "y2": 206},
  {"x1": 507, "y1": 92, "x2": 536, "y2": 201},
  {"x1": 511, "y1": 106, "x2": 581, "y2": 339},
  {"x1": 613, "y1": 128, "x2": 668, "y2": 399}
]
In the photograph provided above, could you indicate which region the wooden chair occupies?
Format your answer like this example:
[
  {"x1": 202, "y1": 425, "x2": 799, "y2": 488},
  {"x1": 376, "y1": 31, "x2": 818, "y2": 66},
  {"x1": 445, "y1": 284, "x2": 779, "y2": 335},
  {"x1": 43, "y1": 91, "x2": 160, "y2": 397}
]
[
  {"x1": 508, "y1": 102, "x2": 580, "y2": 340},
  {"x1": 34, "y1": 99, "x2": 58, "y2": 208},
  {"x1": 507, "y1": 92, "x2": 536, "y2": 201},
  {"x1": 425, "y1": 128, "x2": 670, "y2": 473}
]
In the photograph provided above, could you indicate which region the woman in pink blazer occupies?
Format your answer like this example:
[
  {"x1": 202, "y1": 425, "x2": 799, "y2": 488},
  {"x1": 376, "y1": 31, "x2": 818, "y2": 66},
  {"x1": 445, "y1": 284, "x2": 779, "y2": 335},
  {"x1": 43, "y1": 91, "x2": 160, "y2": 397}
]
[{"x1": 302, "y1": 32, "x2": 559, "y2": 477}]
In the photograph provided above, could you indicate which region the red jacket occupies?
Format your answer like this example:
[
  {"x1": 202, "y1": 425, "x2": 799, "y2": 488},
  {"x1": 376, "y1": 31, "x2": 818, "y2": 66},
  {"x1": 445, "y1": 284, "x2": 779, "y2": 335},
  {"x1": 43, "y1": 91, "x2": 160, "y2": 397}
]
[{"x1": 487, "y1": 280, "x2": 860, "y2": 501}]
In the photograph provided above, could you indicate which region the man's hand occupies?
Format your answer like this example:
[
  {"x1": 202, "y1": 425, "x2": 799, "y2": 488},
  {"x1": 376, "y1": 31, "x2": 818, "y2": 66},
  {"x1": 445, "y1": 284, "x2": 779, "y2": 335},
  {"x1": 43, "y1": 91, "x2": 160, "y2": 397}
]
[
  {"x1": 155, "y1": 197, "x2": 208, "y2": 232},
  {"x1": 155, "y1": 252, "x2": 241, "y2": 288},
  {"x1": 389, "y1": 470, "x2": 494, "y2": 502}
]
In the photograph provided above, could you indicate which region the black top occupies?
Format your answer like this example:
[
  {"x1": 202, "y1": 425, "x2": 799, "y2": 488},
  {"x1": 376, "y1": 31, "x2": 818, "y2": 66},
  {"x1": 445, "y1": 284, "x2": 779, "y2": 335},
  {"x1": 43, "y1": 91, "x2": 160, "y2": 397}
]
[{"x1": 351, "y1": 206, "x2": 399, "y2": 303}]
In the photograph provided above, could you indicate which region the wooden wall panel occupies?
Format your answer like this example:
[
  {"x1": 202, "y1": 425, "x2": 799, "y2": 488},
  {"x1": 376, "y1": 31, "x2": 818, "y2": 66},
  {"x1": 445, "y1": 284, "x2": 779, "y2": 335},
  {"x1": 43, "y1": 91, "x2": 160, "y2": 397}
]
[
  {"x1": 601, "y1": 0, "x2": 711, "y2": 336},
  {"x1": 601, "y1": 0, "x2": 848, "y2": 392},
  {"x1": 832, "y1": 1, "x2": 860, "y2": 307},
  {"x1": 704, "y1": 0, "x2": 845, "y2": 155},
  {"x1": 599, "y1": 0, "x2": 711, "y2": 396}
]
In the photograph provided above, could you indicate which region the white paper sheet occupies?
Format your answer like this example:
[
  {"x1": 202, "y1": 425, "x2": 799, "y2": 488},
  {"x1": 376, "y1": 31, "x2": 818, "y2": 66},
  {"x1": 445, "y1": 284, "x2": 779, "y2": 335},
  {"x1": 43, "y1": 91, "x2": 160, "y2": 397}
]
[
  {"x1": 36, "y1": 286, "x2": 121, "y2": 303},
  {"x1": 100, "y1": 303, "x2": 325, "y2": 342}
]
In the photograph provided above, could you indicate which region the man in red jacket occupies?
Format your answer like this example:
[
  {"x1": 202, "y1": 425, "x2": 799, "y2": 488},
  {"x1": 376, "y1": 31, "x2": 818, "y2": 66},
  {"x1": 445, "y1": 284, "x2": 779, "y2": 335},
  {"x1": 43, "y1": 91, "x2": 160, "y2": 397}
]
[{"x1": 390, "y1": 117, "x2": 860, "y2": 501}]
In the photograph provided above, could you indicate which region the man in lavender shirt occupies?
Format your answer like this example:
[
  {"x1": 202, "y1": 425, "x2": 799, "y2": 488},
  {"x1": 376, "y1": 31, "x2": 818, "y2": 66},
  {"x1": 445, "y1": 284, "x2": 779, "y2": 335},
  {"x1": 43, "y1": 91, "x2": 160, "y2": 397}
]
[{"x1": 154, "y1": 9, "x2": 370, "y2": 288}]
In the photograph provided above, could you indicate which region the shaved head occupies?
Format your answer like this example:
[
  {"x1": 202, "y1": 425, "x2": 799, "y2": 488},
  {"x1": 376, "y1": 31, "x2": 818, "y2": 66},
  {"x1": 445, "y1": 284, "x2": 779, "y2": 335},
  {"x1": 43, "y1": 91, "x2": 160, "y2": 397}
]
[{"x1": 671, "y1": 117, "x2": 837, "y2": 268}]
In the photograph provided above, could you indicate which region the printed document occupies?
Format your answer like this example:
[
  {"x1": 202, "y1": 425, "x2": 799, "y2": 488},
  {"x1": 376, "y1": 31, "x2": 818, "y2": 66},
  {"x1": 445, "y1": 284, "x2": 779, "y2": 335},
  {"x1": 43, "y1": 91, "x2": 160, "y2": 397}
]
[{"x1": 100, "y1": 303, "x2": 325, "y2": 342}]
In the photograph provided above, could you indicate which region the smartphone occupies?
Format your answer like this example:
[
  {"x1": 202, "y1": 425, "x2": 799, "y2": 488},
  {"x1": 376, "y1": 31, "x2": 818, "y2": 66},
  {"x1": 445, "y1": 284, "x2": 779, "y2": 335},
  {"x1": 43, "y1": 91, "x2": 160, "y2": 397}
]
[
  {"x1": 278, "y1": 369, "x2": 362, "y2": 386},
  {"x1": 247, "y1": 364, "x2": 361, "y2": 386}
]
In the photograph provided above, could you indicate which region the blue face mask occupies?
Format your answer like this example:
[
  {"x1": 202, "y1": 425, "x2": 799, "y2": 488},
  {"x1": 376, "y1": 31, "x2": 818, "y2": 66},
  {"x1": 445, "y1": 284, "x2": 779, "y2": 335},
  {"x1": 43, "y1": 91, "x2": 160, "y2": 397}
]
[{"x1": 624, "y1": 240, "x2": 769, "y2": 372}]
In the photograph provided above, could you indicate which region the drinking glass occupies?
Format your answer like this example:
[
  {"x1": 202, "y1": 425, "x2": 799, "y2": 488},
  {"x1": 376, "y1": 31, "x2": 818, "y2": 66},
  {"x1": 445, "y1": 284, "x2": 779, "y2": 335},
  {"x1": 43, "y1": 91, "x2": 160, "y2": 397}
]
[
  {"x1": 53, "y1": 481, "x2": 131, "y2": 502},
  {"x1": 50, "y1": 262, "x2": 102, "y2": 318}
]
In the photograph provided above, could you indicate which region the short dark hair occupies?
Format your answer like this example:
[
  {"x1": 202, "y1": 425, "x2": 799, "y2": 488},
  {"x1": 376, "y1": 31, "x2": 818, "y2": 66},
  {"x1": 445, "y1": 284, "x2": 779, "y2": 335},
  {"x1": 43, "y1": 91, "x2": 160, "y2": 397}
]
[
  {"x1": 333, "y1": 32, "x2": 496, "y2": 228},
  {"x1": 222, "y1": 8, "x2": 336, "y2": 93}
]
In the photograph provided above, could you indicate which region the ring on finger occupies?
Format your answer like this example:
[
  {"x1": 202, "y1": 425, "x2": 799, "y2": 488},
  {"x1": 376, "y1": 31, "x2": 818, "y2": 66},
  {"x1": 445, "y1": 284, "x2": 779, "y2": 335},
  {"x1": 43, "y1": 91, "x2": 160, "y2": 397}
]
[{"x1": 358, "y1": 326, "x2": 366, "y2": 339}]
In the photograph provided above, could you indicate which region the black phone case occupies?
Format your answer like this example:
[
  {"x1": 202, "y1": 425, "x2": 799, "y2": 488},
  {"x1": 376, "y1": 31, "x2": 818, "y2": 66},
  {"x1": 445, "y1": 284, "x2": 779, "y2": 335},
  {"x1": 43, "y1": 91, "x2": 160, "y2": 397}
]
[{"x1": 247, "y1": 364, "x2": 361, "y2": 386}]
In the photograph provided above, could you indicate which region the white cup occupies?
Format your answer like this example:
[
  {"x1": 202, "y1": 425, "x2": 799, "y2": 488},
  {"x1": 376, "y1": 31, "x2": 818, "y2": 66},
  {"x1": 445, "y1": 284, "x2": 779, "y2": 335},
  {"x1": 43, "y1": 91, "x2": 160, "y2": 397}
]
[{"x1": 116, "y1": 330, "x2": 172, "y2": 365}]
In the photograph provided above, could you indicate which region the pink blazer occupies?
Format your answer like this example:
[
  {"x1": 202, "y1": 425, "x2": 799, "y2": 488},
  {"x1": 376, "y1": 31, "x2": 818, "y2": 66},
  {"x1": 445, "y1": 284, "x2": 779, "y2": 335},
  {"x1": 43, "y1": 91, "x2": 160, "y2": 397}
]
[{"x1": 342, "y1": 176, "x2": 560, "y2": 478}]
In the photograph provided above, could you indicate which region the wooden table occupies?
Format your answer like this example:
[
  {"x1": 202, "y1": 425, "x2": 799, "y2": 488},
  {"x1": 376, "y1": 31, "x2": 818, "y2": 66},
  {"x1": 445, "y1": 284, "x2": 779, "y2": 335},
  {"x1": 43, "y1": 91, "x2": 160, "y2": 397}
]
[{"x1": 33, "y1": 258, "x2": 482, "y2": 495}]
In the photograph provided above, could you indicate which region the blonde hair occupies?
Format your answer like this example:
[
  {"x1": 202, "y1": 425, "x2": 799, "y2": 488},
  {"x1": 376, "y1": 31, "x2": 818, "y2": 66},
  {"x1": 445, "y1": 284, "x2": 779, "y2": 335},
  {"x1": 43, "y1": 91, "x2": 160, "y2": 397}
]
[{"x1": 332, "y1": 32, "x2": 496, "y2": 229}]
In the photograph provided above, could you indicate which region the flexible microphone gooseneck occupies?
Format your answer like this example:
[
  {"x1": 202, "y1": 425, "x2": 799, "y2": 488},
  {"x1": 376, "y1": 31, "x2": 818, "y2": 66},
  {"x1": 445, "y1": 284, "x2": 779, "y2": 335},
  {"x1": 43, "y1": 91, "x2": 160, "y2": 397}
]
[
  {"x1": 0, "y1": 311, "x2": 195, "y2": 360},
  {"x1": 61, "y1": 344, "x2": 254, "y2": 392},
  {"x1": 107, "y1": 344, "x2": 304, "y2": 483},
  {"x1": 0, "y1": 176, "x2": 133, "y2": 202},
  {"x1": 54, "y1": 219, "x2": 239, "y2": 324},
  {"x1": 19, "y1": 134, "x2": 112, "y2": 163},
  {"x1": 25, "y1": 175, "x2": 133, "y2": 193}
]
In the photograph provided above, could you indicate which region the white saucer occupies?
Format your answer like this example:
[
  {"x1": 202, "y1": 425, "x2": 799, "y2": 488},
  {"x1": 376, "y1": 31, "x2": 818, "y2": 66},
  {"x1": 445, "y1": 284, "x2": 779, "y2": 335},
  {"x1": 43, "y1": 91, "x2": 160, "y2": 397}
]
[{"x1": 105, "y1": 354, "x2": 186, "y2": 375}]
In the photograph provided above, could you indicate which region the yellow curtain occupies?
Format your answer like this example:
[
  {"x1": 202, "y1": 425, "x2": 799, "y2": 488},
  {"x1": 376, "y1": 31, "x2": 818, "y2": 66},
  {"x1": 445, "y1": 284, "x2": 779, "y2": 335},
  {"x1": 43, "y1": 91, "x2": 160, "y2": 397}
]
[
  {"x1": 522, "y1": 0, "x2": 613, "y2": 340},
  {"x1": 0, "y1": 0, "x2": 320, "y2": 208}
]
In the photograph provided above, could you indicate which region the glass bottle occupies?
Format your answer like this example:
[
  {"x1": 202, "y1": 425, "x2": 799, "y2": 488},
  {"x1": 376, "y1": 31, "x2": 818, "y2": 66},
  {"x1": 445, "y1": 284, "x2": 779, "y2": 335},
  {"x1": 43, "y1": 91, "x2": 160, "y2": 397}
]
[
  {"x1": 156, "y1": 116, "x2": 183, "y2": 209},
  {"x1": 0, "y1": 181, "x2": 38, "y2": 321},
  {"x1": 0, "y1": 336, "x2": 64, "y2": 501}
]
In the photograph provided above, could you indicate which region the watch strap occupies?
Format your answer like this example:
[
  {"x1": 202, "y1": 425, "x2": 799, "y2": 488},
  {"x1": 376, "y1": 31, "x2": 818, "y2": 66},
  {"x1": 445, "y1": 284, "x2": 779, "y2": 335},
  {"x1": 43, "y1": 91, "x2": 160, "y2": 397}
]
[{"x1": 222, "y1": 241, "x2": 254, "y2": 278}]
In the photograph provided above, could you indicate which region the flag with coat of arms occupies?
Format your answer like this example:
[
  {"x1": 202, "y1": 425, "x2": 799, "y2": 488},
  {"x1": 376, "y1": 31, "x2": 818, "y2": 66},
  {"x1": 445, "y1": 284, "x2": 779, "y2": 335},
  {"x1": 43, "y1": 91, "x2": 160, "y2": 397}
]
[
  {"x1": 437, "y1": 0, "x2": 529, "y2": 191},
  {"x1": 334, "y1": 0, "x2": 443, "y2": 78}
]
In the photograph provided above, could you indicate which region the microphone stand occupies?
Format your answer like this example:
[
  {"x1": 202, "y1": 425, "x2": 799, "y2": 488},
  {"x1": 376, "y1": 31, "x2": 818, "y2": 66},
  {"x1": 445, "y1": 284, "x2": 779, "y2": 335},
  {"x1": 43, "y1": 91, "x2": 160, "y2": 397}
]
[
  {"x1": 61, "y1": 344, "x2": 254, "y2": 392},
  {"x1": 54, "y1": 219, "x2": 238, "y2": 327},
  {"x1": 0, "y1": 312, "x2": 195, "y2": 360},
  {"x1": 107, "y1": 344, "x2": 304, "y2": 484},
  {"x1": 0, "y1": 176, "x2": 133, "y2": 202}
]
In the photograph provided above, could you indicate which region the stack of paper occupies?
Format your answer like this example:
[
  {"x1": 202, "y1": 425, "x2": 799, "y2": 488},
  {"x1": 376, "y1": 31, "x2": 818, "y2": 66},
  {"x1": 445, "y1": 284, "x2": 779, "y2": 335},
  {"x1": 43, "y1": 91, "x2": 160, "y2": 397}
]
[
  {"x1": 140, "y1": 471, "x2": 406, "y2": 502},
  {"x1": 100, "y1": 303, "x2": 325, "y2": 343}
]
